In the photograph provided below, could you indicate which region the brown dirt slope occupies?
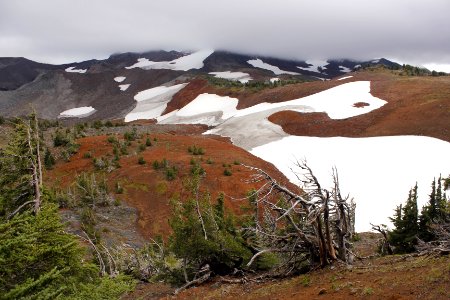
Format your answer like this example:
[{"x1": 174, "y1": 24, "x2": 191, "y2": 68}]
[
  {"x1": 123, "y1": 233, "x2": 450, "y2": 299},
  {"x1": 46, "y1": 131, "x2": 296, "y2": 240},
  {"x1": 269, "y1": 70, "x2": 450, "y2": 143}
]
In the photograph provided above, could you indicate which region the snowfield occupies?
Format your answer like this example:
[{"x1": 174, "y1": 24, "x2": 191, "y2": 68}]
[
  {"x1": 159, "y1": 94, "x2": 239, "y2": 126},
  {"x1": 297, "y1": 60, "x2": 329, "y2": 73},
  {"x1": 247, "y1": 59, "x2": 299, "y2": 75},
  {"x1": 251, "y1": 136, "x2": 450, "y2": 232},
  {"x1": 160, "y1": 81, "x2": 387, "y2": 148},
  {"x1": 234, "y1": 81, "x2": 386, "y2": 120},
  {"x1": 339, "y1": 66, "x2": 351, "y2": 73},
  {"x1": 337, "y1": 76, "x2": 353, "y2": 81},
  {"x1": 65, "y1": 66, "x2": 87, "y2": 74},
  {"x1": 126, "y1": 49, "x2": 214, "y2": 71},
  {"x1": 209, "y1": 71, "x2": 252, "y2": 83},
  {"x1": 59, "y1": 106, "x2": 95, "y2": 118},
  {"x1": 125, "y1": 83, "x2": 187, "y2": 122},
  {"x1": 119, "y1": 84, "x2": 130, "y2": 91},
  {"x1": 114, "y1": 76, "x2": 126, "y2": 82}
]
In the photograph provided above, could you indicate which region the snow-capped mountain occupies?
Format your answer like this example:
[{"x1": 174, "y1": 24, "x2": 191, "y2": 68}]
[{"x1": 0, "y1": 49, "x2": 399, "y2": 120}]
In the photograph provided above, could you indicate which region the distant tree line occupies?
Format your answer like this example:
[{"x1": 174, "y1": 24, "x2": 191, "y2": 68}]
[{"x1": 206, "y1": 75, "x2": 310, "y2": 91}]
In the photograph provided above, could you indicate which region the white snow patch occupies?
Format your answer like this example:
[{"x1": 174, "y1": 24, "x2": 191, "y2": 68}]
[
  {"x1": 247, "y1": 59, "x2": 299, "y2": 75},
  {"x1": 251, "y1": 136, "x2": 450, "y2": 232},
  {"x1": 232, "y1": 81, "x2": 385, "y2": 120},
  {"x1": 177, "y1": 94, "x2": 238, "y2": 120},
  {"x1": 65, "y1": 66, "x2": 87, "y2": 74},
  {"x1": 209, "y1": 71, "x2": 252, "y2": 83},
  {"x1": 337, "y1": 76, "x2": 353, "y2": 81},
  {"x1": 339, "y1": 66, "x2": 351, "y2": 73},
  {"x1": 59, "y1": 106, "x2": 95, "y2": 118},
  {"x1": 371, "y1": 59, "x2": 380, "y2": 64},
  {"x1": 124, "y1": 83, "x2": 187, "y2": 122},
  {"x1": 161, "y1": 81, "x2": 386, "y2": 149},
  {"x1": 270, "y1": 78, "x2": 280, "y2": 83},
  {"x1": 297, "y1": 60, "x2": 328, "y2": 73},
  {"x1": 126, "y1": 49, "x2": 214, "y2": 71},
  {"x1": 353, "y1": 64, "x2": 361, "y2": 69},
  {"x1": 119, "y1": 84, "x2": 130, "y2": 91},
  {"x1": 159, "y1": 93, "x2": 239, "y2": 126},
  {"x1": 114, "y1": 76, "x2": 126, "y2": 82}
]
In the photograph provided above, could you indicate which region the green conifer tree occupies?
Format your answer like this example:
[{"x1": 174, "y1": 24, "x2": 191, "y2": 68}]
[{"x1": 388, "y1": 184, "x2": 419, "y2": 253}]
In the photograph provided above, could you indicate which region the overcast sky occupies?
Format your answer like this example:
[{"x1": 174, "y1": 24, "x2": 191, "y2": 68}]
[{"x1": 1, "y1": 0, "x2": 450, "y2": 71}]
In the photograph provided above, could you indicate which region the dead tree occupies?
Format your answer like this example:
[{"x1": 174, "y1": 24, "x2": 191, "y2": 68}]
[
  {"x1": 416, "y1": 223, "x2": 450, "y2": 255},
  {"x1": 242, "y1": 160, "x2": 355, "y2": 272},
  {"x1": 370, "y1": 223, "x2": 393, "y2": 255}
]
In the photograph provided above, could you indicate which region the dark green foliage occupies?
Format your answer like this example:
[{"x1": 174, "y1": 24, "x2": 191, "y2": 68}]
[
  {"x1": 138, "y1": 156, "x2": 146, "y2": 165},
  {"x1": 53, "y1": 129, "x2": 79, "y2": 157},
  {"x1": 0, "y1": 115, "x2": 4, "y2": 124},
  {"x1": 151, "y1": 158, "x2": 176, "y2": 180},
  {"x1": 66, "y1": 141, "x2": 80, "y2": 156},
  {"x1": 107, "y1": 135, "x2": 118, "y2": 143},
  {"x1": 169, "y1": 174, "x2": 251, "y2": 279},
  {"x1": 75, "y1": 123, "x2": 86, "y2": 134},
  {"x1": 0, "y1": 205, "x2": 135, "y2": 298},
  {"x1": 0, "y1": 115, "x2": 135, "y2": 299},
  {"x1": 120, "y1": 142, "x2": 128, "y2": 155},
  {"x1": 191, "y1": 162, "x2": 205, "y2": 176},
  {"x1": 166, "y1": 166, "x2": 177, "y2": 181},
  {"x1": 233, "y1": 160, "x2": 241, "y2": 165},
  {"x1": 443, "y1": 175, "x2": 450, "y2": 191},
  {"x1": 113, "y1": 144, "x2": 120, "y2": 156},
  {"x1": 224, "y1": 168, "x2": 232, "y2": 176},
  {"x1": 83, "y1": 151, "x2": 92, "y2": 159},
  {"x1": 0, "y1": 116, "x2": 40, "y2": 216},
  {"x1": 124, "y1": 127, "x2": 138, "y2": 141},
  {"x1": 104, "y1": 120, "x2": 113, "y2": 127},
  {"x1": 53, "y1": 129, "x2": 70, "y2": 147},
  {"x1": 388, "y1": 184, "x2": 419, "y2": 253},
  {"x1": 0, "y1": 204, "x2": 93, "y2": 299},
  {"x1": 206, "y1": 75, "x2": 308, "y2": 91},
  {"x1": 145, "y1": 138, "x2": 152, "y2": 147},
  {"x1": 188, "y1": 145, "x2": 205, "y2": 155},
  {"x1": 419, "y1": 176, "x2": 449, "y2": 241},
  {"x1": 152, "y1": 160, "x2": 161, "y2": 170},
  {"x1": 92, "y1": 120, "x2": 103, "y2": 129},
  {"x1": 138, "y1": 143, "x2": 146, "y2": 152},
  {"x1": 44, "y1": 148, "x2": 55, "y2": 170},
  {"x1": 153, "y1": 158, "x2": 168, "y2": 170}
]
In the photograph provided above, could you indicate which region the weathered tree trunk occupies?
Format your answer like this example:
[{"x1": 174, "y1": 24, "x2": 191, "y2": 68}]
[
  {"x1": 242, "y1": 161, "x2": 355, "y2": 272},
  {"x1": 26, "y1": 123, "x2": 41, "y2": 214},
  {"x1": 316, "y1": 217, "x2": 328, "y2": 267},
  {"x1": 323, "y1": 194, "x2": 337, "y2": 260},
  {"x1": 34, "y1": 114, "x2": 43, "y2": 187}
]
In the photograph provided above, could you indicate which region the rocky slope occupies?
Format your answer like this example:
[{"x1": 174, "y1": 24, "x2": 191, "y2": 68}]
[{"x1": 0, "y1": 50, "x2": 399, "y2": 120}]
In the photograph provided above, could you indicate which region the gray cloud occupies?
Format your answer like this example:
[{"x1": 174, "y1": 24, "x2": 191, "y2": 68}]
[{"x1": 1, "y1": 0, "x2": 450, "y2": 69}]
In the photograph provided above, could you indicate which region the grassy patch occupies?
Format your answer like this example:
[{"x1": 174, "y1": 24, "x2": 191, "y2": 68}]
[
  {"x1": 155, "y1": 181, "x2": 168, "y2": 195},
  {"x1": 361, "y1": 287, "x2": 374, "y2": 296},
  {"x1": 124, "y1": 182, "x2": 149, "y2": 192}
]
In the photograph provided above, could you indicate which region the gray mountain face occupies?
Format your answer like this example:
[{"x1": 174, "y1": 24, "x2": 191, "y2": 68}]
[{"x1": 0, "y1": 50, "x2": 399, "y2": 120}]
